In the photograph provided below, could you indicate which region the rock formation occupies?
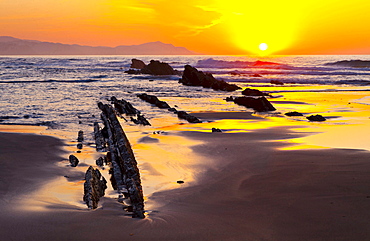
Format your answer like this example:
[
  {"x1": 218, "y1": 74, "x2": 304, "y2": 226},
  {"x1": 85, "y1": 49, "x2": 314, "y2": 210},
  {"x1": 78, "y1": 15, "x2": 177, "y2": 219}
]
[
  {"x1": 306, "y1": 114, "x2": 326, "y2": 121},
  {"x1": 177, "y1": 111, "x2": 201, "y2": 123},
  {"x1": 69, "y1": 154, "x2": 79, "y2": 167},
  {"x1": 130, "y1": 59, "x2": 146, "y2": 69},
  {"x1": 233, "y1": 96, "x2": 276, "y2": 112},
  {"x1": 141, "y1": 60, "x2": 180, "y2": 75},
  {"x1": 94, "y1": 122, "x2": 106, "y2": 152},
  {"x1": 131, "y1": 114, "x2": 151, "y2": 126},
  {"x1": 242, "y1": 88, "x2": 269, "y2": 96},
  {"x1": 285, "y1": 111, "x2": 303, "y2": 116},
  {"x1": 97, "y1": 102, "x2": 145, "y2": 218},
  {"x1": 83, "y1": 166, "x2": 107, "y2": 209},
  {"x1": 137, "y1": 93, "x2": 171, "y2": 109},
  {"x1": 77, "y1": 130, "x2": 84, "y2": 142},
  {"x1": 180, "y1": 65, "x2": 241, "y2": 92},
  {"x1": 111, "y1": 96, "x2": 140, "y2": 115},
  {"x1": 126, "y1": 59, "x2": 180, "y2": 75}
]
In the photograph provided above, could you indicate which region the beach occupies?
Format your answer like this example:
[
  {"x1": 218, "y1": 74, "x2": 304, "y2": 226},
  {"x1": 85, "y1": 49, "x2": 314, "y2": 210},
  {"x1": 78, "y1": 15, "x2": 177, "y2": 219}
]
[
  {"x1": 1, "y1": 55, "x2": 370, "y2": 240},
  {"x1": 1, "y1": 100, "x2": 370, "y2": 240}
]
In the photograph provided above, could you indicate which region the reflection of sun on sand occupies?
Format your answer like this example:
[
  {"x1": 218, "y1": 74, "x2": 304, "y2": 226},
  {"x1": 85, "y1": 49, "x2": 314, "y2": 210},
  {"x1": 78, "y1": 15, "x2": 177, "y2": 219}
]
[{"x1": 1, "y1": 88, "x2": 370, "y2": 240}]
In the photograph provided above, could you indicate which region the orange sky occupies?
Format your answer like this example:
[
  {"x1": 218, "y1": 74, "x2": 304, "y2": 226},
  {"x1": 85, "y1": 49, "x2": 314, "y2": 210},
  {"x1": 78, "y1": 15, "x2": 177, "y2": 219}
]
[{"x1": 1, "y1": 0, "x2": 370, "y2": 55}]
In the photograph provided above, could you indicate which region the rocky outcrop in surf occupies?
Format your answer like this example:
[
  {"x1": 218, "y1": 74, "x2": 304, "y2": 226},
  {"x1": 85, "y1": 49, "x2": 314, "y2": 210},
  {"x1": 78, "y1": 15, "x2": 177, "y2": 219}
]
[
  {"x1": 179, "y1": 65, "x2": 241, "y2": 92},
  {"x1": 242, "y1": 88, "x2": 270, "y2": 96},
  {"x1": 126, "y1": 59, "x2": 180, "y2": 75},
  {"x1": 232, "y1": 96, "x2": 276, "y2": 112}
]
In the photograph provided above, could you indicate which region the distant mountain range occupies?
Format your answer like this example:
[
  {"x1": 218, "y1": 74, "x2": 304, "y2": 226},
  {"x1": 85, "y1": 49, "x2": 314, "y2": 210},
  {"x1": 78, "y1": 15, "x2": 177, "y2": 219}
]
[{"x1": 0, "y1": 36, "x2": 196, "y2": 55}]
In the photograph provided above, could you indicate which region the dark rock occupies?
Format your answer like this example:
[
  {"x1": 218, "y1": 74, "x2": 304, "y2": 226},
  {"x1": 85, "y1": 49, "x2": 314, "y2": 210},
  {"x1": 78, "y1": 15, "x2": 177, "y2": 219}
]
[
  {"x1": 69, "y1": 154, "x2": 79, "y2": 167},
  {"x1": 270, "y1": 80, "x2": 284, "y2": 85},
  {"x1": 131, "y1": 114, "x2": 151, "y2": 126},
  {"x1": 168, "y1": 107, "x2": 177, "y2": 113},
  {"x1": 130, "y1": 59, "x2": 146, "y2": 69},
  {"x1": 212, "y1": 128, "x2": 222, "y2": 132},
  {"x1": 94, "y1": 122, "x2": 106, "y2": 152},
  {"x1": 125, "y1": 69, "x2": 141, "y2": 74},
  {"x1": 177, "y1": 180, "x2": 185, "y2": 184},
  {"x1": 96, "y1": 156, "x2": 105, "y2": 167},
  {"x1": 77, "y1": 143, "x2": 83, "y2": 149},
  {"x1": 180, "y1": 65, "x2": 241, "y2": 92},
  {"x1": 111, "y1": 96, "x2": 140, "y2": 115},
  {"x1": 23, "y1": 115, "x2": 30, "y2": 119},
  {"x1": 141, "y1": 60, "x2": 179, "y2": 75},
  {"x1": 177, "y1": 111, "x2": 202, "y2": 123},
  {"x1": 307, "y1": 114, "x2": 326, "y2": 121},
  {"x1": 83, "y1": 166, "x2": 107, "y2": 209},
  {"x1": 233, "y1": 96, "x2": 276, "y2": 112},
  {"x1": 77, "y1": 130, "x2": 84, "y2": 142},
  {"x1": 98, "y1": 102, "x2": 145, "y2": 218},
  {"x1": 137, "y1": 93, "x2": 171, "y2": 109},
  {"x1": 225, "y1": 96, "x2": 234, "y2": 102},
  {"x1": 285, "y1": 111, "x2": 304, "y2": 117},
  {"x1": 242, "y1": 88, "x2": 269, "y2": 96}
]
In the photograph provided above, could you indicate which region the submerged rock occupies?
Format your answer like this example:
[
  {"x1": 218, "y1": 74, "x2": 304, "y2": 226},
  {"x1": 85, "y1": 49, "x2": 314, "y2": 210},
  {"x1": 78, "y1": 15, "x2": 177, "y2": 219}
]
[
  {"x1": 212, "y1": 128, "x2": 222, "y2": 133},
  {"x1": 131, "y1": 114, "x2": 151, "y2": 126},
  {"x1": 137, "y1": 93, "x2": 171, "y2": 109},
  {"x1": 242, "y1": 88, "x2": 269, "y2": 96},
  {"x1": 69, "y1": 154, "x2": 79, "y2": 167},
  {"x1": 77, "y1": 130, "x2": 84, "y2": 142},
  {"x1": 111, "y1": 96, "x2": 140, "y2": 115},
  {"x1": 307, "y1": 114, "x2": 326, "y2": 121},
  {"x1": 180, "y1": 65, "x2": 241, "y2": 92},
  {"x1": 177, "y1": 111, "x2": 202, "y2": 123},
  {"x1": 233, "y1": 96, "x2": 276, "y2": 112},
  {"x1": 285, "y1": 111, "x2": 304, "y2": 117}
]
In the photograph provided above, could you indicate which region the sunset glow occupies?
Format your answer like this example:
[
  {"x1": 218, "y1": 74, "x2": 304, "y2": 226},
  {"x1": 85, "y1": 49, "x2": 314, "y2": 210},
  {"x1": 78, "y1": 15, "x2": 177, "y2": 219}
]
[{"x1": 1, "y1": 0, "x2": 370, "y2": 54}]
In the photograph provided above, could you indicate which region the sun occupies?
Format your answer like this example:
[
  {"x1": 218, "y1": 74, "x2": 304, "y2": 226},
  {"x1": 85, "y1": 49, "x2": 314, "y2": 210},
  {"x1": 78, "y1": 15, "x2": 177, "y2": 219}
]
[{"x1": 259, "y1": 43, "x2": 268, "y2": 51}]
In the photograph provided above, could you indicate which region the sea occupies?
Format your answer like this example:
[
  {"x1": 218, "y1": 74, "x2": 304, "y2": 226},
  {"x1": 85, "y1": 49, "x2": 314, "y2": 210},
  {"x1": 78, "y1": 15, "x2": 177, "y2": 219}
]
[{"x1": 1, "y1": 55, "x2": 370, "y2": 199}]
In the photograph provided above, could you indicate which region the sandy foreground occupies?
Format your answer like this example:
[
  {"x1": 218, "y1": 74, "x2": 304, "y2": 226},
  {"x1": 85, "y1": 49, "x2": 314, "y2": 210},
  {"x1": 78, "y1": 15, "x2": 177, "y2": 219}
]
[{"x1": 1, "y1": 109, "x2": 370, "y2": 241}]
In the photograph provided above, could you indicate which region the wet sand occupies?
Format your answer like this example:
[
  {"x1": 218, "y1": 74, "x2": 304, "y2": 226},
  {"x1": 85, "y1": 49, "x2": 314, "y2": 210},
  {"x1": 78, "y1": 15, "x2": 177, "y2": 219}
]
[{"x1": 1, "y1": 115, "x2": 370, "y2": 240}]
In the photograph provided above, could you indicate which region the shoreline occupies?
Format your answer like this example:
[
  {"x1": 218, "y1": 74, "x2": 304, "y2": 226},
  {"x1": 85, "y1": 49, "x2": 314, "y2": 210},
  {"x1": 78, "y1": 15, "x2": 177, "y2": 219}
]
[{"x1": 1, "y1": 107, "x2": 370, "y2": 240}]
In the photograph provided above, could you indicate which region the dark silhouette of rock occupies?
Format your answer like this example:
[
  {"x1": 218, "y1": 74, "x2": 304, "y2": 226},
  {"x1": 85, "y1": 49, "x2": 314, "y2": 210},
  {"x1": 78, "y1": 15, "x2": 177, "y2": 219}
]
[
  {"x1": 180, "y1": 65, "x2": 241, "y2": 92},
  {"x1": 307, "y1": 114, "x2": 326, "y2": 121},
  {"x1": 96, "y1": 156, "x2": 105, "y2": 167},
  {"x1": 177, "y1": 180, "x2": 185, "y2": 184},
  {"x1": 242, "y1": 88, "x2": 269, "y2": 96},
  {"x1": 94, "y1": 122, "x2": 107, "y2": 152},
  {"x1": 141, "y1": 60, "x2": 179, "y2": 75},
  {"x1": 98, "y1": 102, "x2": 145, "y2": 218},
  {"x1": 111, "y1": 96, "x2": 140, "y2": 115},
  {"x1": 233, "y1": 96, "x2": 276, "y2": 112},
  {"x1": 131, "y1": 114, "x2": 151, "y2": 126},
  {"x1": 83, "y1": 166, "x2": 107, "y2": 209},
  {"x1": 168, "y1": 107, "x2": 177, "y2": 113},
  {"x1": 225, "y1": 96, "x2": 234, "y2": 102},
  {"x1": 212, "y1": 128, "x2": 222, "y2": 132},
  {"x1": 130, "y1": 59, "x2": 146, "y2": 69},
  {"x1": 177, "y1": 111, "x2": 202, "y2": 123},
  {"x1": 69, "y1": 154, "x2": 79, "y2": 167},
  {"x1": 285, "y1": 111, "x2": 303, "y2": 117},
  {"x1": 125, "y1": 69, "x2": 141, "y2": 74},
  {"x1": 270, "y1": 80, "x2": 284, "y2": 85},
  {"x1": 77, "y1": 143, "x2": 83, "y2": 149},
  {"x1": 137, "y1": 93, "x2": 171, "y2": 109},
  {"x1": 77, "y1": 130, "x2": 84, "y2": 142}
]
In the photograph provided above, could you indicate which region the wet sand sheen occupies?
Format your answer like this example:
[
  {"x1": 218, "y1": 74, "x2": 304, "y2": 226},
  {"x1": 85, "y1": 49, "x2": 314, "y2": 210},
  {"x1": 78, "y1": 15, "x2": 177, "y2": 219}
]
[{"x1": 1, "y1": 118, "x2": 370, "y2": 240}]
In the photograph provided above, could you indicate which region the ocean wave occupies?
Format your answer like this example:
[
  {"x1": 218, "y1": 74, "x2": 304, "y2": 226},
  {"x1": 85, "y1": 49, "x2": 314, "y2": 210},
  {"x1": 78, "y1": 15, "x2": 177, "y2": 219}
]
[
  {"x1": 325, "y1": 60, "x2": 370, "y2": 68},
  {"x1": 0, "y1": 79, "x2": 100, "y2": 84}
]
